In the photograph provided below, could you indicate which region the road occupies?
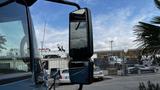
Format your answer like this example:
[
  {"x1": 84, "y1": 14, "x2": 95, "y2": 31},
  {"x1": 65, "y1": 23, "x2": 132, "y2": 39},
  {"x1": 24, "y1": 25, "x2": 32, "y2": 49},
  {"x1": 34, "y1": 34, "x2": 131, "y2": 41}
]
[{"x1": 55, "y1": 72, "x2": 160, "y2": 90}]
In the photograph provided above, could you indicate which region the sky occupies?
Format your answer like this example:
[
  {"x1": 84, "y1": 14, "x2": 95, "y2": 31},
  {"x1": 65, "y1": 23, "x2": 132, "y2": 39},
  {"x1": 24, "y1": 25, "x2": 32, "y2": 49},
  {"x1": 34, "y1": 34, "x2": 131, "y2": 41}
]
[{"x1": 30, "y1": 0, "x2": 160, "y2": 52}]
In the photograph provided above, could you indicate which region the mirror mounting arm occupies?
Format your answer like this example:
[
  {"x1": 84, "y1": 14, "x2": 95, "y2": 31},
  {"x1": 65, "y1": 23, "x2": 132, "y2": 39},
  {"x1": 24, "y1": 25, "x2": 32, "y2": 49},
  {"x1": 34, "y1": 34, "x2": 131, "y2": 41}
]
[
  {"x1": 46, "y1": 0, "x2": 81, "y2": 9},
  {"x1": 0, "y1": 0, "x2": 14, "y2": 7}
]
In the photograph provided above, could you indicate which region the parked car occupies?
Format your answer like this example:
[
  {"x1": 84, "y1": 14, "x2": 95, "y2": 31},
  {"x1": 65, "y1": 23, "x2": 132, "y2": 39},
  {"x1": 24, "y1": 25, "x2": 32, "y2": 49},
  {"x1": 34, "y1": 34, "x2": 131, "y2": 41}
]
[
  {"x1": 94, "y1": 67, "x2": 104, "y2": 80},
  {"x1": 128, "y1": 65, "x2": 158, "y2": 74},
  {"x1": 59, "y1": 69, "x2": 71, "y2": 83},
  {"x1": 59, "y1": 67, "x2": 105, "y2": 83},
  {"x1": 127, "y1": 65, "x2": 136, "y2": 74},
  {"x1": 108, "y1": 56, "x2": 123, "y2": 65}
]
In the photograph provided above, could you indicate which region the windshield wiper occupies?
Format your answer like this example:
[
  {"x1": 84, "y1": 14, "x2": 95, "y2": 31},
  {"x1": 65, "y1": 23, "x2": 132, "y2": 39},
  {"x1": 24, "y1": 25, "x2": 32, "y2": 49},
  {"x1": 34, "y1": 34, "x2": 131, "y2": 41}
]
[{"x1": 0, "y1": 0, "x2": 14, "y2": 7}]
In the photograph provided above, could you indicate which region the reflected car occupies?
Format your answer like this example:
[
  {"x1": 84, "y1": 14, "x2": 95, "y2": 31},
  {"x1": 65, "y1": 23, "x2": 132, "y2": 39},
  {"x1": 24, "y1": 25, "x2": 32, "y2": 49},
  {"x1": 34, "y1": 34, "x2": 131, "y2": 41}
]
[
  {"x1": 138, "y1": 65, "x2": 158, "y2": 73},
  {"x1": 127, "y1": 65, "x2": 136, "y2": 74}
]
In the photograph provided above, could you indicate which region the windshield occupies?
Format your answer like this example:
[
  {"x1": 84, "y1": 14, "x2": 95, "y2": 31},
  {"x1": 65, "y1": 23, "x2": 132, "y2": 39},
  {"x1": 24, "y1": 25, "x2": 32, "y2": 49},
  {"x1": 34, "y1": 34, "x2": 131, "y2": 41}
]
[
  {"x1": 0, "y1": 2, "x2": 31, "y2": 76},
  {"x1": 30, "y1": 0, "x2": 160, "y2": 90}
]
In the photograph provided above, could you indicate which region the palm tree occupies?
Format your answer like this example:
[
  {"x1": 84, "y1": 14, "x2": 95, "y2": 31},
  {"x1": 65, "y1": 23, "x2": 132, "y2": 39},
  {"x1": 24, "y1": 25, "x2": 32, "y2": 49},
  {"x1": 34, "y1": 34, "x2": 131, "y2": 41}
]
[
  {"x1": 0, "y1": 34, "x2": 7, "y2": 51},
  {"x1": 134, "y1": 22, "x2": 160, "y2": 55},
  {"x1": 154, "y1": 0, "x2": 160, "y2": 10},
  {"x1": 133, "y1": 0, "x2": 160, "y2": 55},
  {"x1": 154, "y1": 0, "x2": 160, "y2": 25},
  {"x1": 152, "y1": 16, "x2": 160, "y2": 24}
]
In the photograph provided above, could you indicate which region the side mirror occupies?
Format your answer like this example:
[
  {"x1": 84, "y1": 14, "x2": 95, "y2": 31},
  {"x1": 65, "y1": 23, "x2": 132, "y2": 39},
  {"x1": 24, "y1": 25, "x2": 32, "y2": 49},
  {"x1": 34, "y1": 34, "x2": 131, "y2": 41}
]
[
  {"x1": 69, "y1": 8, "x2": 94, "y2": 84},
  {"x1": 16, "y1": 0, "x2": 37, "y2": 6},
  {"x1": 69, "y1": 8, "x2": 93, "y2": 59}
]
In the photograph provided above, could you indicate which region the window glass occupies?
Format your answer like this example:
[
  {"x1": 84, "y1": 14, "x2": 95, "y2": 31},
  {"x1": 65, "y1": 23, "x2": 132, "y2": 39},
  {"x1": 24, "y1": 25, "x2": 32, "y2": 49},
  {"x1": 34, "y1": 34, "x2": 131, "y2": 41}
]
[{"x1": 0, "y1": 2, "x2": 31, "y2": 76}]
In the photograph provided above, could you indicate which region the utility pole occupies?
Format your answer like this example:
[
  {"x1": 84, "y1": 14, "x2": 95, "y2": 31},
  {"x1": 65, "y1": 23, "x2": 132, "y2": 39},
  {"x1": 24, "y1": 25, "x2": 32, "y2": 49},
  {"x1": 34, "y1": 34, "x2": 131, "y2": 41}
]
[
  {"x1": 110, "y1": 40, "x2": 113, "y2": 56},
  {"x1": 41, "y1": 20, "x2": 47, "y2": 55},
  {"x1": 41, "y1": 41, "x2": 43, "y2": 55}
]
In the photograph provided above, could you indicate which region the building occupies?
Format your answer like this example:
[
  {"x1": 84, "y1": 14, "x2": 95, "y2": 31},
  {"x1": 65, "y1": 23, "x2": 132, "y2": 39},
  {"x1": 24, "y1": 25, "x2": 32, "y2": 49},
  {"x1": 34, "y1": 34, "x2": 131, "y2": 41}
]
[
  {"x1": 126, "y1": 49, "x2": 142, "y2": 60},
  {"x1": 94, "y1": 49, "x2": 142, "y2": 60},
  {"x1": 95, "y1": 50, "x2": 124, "y2": 59}
]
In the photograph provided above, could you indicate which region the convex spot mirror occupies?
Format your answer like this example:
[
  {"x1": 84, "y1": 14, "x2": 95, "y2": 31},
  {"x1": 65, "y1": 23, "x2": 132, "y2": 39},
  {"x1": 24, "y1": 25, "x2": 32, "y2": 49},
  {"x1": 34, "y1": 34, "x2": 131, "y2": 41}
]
[
  {"x1": 16, "y1": 0, "x2": 37, "y2": 6},
  {"x1": 69, "y1": 8, "x2": 93, "y2": 59}
]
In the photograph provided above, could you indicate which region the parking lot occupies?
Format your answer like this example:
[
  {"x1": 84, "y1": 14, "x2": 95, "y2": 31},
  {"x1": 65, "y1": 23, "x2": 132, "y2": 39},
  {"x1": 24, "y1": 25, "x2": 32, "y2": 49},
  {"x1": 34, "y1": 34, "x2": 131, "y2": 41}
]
[{"x1": 49, "y1": 67, "x2": 160, "y2": 90}]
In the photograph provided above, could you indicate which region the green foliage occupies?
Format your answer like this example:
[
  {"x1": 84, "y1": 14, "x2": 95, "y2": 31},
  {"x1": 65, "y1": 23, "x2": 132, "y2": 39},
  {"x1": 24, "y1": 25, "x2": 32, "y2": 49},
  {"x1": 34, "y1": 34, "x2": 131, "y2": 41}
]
[
  {"x1": 139, "y1": 81, "x2": 160, "y2": 90},
  {"x1": 151, "y1": 16, "x2": 160, "y2": 24},
  {"x1": 134, "y1": 0, "x2": 160, "y2": 55},
  {"x1": 154, "y1": 0, "x2": 160, "y2": 10},
  {"x1": 134, "y1": 22, "x2": 160, "y2": 55},
  {"x1": 0, "y1": 34, "x2": 7, "y2": 51}
]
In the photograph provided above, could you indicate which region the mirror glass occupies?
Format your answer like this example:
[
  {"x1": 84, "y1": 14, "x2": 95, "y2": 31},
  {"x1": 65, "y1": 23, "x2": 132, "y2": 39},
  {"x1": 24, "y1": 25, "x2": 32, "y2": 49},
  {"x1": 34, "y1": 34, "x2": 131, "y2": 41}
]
[
  {"x1": 69, "y1": 8, "x2": 93, "y2": 58},
  {"x1": 70, "y1": 21, "x2": 87, "y2": 49},
  {"x1": 70, "y1": 9, "x2": 87, "y2": 50}
]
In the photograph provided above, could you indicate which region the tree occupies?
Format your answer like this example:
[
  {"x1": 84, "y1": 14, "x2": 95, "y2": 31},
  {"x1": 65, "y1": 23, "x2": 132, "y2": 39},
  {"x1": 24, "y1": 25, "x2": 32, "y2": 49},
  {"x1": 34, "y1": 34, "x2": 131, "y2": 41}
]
[
  {"x1": 0, "y1": 34, "x2": 7, "y2": 51},
  {"x1": 154, "y1": 0, "x2": 160, "y2": 10},
  {"x1": 134, "y1": 22, "x2": 160, "y2": 55}
]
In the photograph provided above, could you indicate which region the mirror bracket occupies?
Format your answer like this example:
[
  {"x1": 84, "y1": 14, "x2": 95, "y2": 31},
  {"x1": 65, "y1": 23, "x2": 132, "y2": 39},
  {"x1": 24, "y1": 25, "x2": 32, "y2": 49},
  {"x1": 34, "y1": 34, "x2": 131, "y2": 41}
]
[
  {"x1": 16, "y1": 0, "x2": 37, "y2": 6},
  {"x1": 46, "y1": 0, "x2": 81, "y2": 9}
]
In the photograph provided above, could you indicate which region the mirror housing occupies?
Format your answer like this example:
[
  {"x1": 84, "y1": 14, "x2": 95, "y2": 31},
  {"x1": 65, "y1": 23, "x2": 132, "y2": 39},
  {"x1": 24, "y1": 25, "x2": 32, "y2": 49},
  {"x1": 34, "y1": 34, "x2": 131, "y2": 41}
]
[
  {"x1": 69, "y1": 8, "x2": 93, "y2": 59},
  {"x1": 69, "y1": 60, "x2": 93, "y2": 84},
  {"x1": 16, "y1": 0, "x2": 37, "y2": 6}
]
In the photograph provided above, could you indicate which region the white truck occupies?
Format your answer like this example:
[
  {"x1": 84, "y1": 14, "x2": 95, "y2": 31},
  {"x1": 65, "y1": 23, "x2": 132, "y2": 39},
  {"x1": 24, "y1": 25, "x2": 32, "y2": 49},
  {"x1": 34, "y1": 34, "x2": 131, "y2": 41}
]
[{"x1": 41, "y1": 51, "x2": 69, "y2": 75}]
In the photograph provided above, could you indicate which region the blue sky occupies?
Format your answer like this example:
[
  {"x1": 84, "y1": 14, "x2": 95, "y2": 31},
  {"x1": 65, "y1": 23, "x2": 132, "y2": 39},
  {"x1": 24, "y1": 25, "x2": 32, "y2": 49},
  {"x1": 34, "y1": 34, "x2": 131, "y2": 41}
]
[{"x1": 30, "y1": 0, "x2": 160, "y2": 51}]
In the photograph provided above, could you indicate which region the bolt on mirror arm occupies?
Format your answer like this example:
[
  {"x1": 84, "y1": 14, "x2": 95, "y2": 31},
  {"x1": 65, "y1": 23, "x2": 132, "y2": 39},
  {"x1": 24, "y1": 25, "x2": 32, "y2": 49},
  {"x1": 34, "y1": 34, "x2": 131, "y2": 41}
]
[{"x1": 46, "y1": 0, "x2": 81, "y2": 9}]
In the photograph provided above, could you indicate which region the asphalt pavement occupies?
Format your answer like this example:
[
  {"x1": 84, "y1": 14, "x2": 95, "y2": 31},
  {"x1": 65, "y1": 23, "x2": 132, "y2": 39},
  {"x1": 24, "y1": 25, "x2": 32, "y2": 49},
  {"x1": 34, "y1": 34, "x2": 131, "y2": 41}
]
[{"x1": 54, "y1": 67, "x2": 160, "y2": 90}]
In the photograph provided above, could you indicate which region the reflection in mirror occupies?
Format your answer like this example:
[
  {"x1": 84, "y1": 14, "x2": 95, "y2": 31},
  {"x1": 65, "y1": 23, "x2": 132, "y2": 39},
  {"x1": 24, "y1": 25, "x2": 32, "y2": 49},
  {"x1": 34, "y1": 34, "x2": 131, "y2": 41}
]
[{"x1": 70, "y1": 21, "x2": 87, "y2": 49}]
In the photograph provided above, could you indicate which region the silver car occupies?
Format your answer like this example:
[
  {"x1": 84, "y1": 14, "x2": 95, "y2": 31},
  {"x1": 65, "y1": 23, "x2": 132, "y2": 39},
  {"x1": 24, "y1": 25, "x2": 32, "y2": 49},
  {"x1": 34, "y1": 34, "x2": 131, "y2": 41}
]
[{"x1": 94, "y1": 67, "x2": 104, "y2": 80}]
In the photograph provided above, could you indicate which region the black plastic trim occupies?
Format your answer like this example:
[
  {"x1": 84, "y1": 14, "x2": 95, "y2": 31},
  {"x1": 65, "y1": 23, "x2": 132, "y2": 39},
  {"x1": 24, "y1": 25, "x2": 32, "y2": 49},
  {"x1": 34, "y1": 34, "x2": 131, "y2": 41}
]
[{"x1": 0, "y1": 73, "x2": 32, "y2": 85}]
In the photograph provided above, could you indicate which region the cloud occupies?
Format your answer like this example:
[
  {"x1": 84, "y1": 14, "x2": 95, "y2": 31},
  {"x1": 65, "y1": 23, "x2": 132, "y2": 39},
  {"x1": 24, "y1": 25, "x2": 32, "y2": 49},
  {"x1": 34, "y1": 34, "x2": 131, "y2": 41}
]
[
  {"x1": 34, "y1": 5, "x2": 160, "y2": 52},
  {"x1": 34, "y1": 25, "x2": 68, "y2": 51},
  {"x1": 92, "y1": 7, "x2": 159, "y2": 51},
  {"x1": 70, "y1": 0, "x2": 96, "y2": 5}
]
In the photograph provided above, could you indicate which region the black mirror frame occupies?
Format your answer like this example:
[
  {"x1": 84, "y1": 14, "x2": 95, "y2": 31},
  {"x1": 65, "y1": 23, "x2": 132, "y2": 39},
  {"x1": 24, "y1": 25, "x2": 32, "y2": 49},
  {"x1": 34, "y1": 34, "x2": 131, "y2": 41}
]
[{"x1": 16, "y1": 0, "x2": 37, "y2": 6}]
